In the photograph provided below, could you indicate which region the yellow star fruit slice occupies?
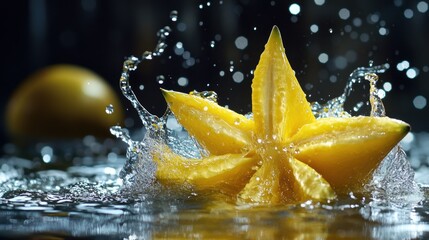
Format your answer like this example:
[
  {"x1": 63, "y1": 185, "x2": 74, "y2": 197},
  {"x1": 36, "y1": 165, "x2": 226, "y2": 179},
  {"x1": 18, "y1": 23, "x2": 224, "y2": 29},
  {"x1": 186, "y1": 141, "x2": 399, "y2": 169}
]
[
  {"x1": 251, "y1": 26, "x2": 315, "y2": 141},
  {"x1": 238, "y1": 144, "x2": 335, "y2": 205},
  {"x1": 156, "y1": 26, "x2": 410, "y2": 205},
  {"x1": 153, "y1": 145, "x2": 258, "y2": 194},
  {"x1": 290, "y1": 116, "x2": 410, "y2": 194},
  {"x1": 162, "y1": 89, "x2": 253, "y2": 155}
]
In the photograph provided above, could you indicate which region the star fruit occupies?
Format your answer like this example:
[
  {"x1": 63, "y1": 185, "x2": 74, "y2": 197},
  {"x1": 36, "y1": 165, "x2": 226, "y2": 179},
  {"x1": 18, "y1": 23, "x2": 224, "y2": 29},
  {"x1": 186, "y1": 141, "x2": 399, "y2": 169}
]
[{"x1": 153, "y1": 26, "x2": 410, "y2": 205}]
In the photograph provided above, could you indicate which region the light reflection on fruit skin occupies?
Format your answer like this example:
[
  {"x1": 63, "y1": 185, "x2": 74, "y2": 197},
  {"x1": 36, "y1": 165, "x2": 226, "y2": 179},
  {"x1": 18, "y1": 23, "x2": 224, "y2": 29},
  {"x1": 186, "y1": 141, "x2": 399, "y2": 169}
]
[{"x1": 5, "y1": 64, "x2": 124, "y2": 143}]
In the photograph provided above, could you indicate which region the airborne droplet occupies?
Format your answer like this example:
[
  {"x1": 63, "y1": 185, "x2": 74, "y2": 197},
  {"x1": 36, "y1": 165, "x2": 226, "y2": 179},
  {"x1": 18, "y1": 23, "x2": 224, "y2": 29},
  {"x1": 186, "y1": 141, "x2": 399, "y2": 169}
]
[
  {"x1": 105, "y1": 104, "x2": 114, "y2": 114},
  {"x1": 169, "y1": 10, "x2": 178, "y2": 22},
  {"x1": 157, "y1": 75, "x2": 165, "y2": 84}
]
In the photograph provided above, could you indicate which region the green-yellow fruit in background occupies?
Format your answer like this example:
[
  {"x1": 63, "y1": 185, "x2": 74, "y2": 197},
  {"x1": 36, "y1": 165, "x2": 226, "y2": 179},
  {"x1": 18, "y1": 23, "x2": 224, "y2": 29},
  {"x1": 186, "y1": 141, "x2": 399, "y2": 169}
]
[{"x1": 5, "y1": 64, "x2": 124, "y2": 141}]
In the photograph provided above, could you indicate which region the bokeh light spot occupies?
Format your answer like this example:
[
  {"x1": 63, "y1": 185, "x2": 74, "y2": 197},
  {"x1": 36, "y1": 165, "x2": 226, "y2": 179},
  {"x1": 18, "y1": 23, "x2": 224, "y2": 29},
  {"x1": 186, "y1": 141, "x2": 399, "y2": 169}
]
[
  {"x1": 310, "y1": 24, "x2": 319, "y2": 33},
  {"x1": 383, "y1": 82, "x2": 392, "y2": 92},
  {"x1": 334, "y1": 56, "x2": 348, "y2": 69},
  {"x1": 397, "y1": 60, "x2": 410, "y2": 71},
  {"x1": 314, "y1": 0, "x2": 325, "y2": 6},
  {"x1": 318, "y1": 53, "x2": 329, "y2": 63},
  {"x1": 232, "y1": 71, "x2": 244, "y2": 83},
  {"x1": 417, "y1": 1, "x2": 428, "y2": 13},
  {"x1": 177, "y1": 77, "x2": 189, "y2": 87},
  {"x1": 406, "y1": 68, "x2": 419, "y2": 79},
  {"x1": 413, "y1": 95, "x2": 427, "y2": 109},
  {"x1": 234, "y1": 36, "x2": 248, "y2": 50},
  {"x1": 339, "y1": 8, "x2": 350, "y2": 20},
  {"x1": 404, "y1": 9, "x2": 414, "y2": 19},
  {"x1": 289, "y1": 3, "x2": 301, "y2": 15}
]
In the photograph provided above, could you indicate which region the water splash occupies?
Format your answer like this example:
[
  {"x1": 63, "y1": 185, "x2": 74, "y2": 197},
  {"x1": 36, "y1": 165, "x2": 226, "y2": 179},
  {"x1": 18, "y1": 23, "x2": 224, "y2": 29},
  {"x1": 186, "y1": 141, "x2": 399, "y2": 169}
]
[
  {"x1": 116, "y1": 26, "x2": 172, "y2": 136},
  {"x1": 311, "y1": 63, "x2": 390, "y2": 118},
  {"x1": 367, "y1": 146, "x2": 422, "y2": 207},
  {"x1": 112, "y1": 20, "x2": 210, "y2": 195},
  {"x1": 110, "y1": 26, "x2": 176, "y2": 196},
  {"x1": 309, "y1": 62, "x2": 420, "y2": 205},
  {"x1": 365, "y1": 72, "x2": 385, "y2": 117}
]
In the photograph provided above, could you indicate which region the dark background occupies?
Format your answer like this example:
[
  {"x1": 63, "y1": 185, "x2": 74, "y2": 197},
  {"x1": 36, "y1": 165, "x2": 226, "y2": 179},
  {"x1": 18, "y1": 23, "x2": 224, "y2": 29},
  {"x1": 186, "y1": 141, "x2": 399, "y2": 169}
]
[{"x1": 1, "y1": 0, "x2": 428, "y2": 147}]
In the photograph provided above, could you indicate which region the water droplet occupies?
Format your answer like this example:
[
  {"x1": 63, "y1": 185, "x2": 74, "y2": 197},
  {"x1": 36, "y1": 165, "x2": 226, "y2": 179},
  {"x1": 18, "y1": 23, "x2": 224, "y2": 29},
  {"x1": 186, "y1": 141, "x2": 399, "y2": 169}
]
[
  {"x1": 124, "y1": 56, "x2": 140, "y2": 70},
  {"x1": 210, "y1": 41, "x2": 215, "y2": 48},
  {"x1": 234, "y1": 118, "x2": 241, "y2": 125},
  {"x1": 353, "y1": 102, "x2": 364, "y2": 112},
  {"x1": 105, "y1": 104, "x2": 114, "y2": 114},
  {"x1": 157, "y1": 75, "x2": 165, "y2": 84},
  {"x1": 328, "y1": 28, "x2": 333, "y2": 33},
  {"x1": 169, "y1": 10, "x2": 178, "y2": 22},
  {"x1": 203, "y1": 106, "x2": 208, "y2": 111},
  {"x1": 142, "y1": 51, "x2": 153, "y2": 60},
  {"x1": 190, "y1": 90, "x2": 218, "y2": 102},
  {"x1": 41, "y1": 146, "x2": 53, "y2": 163}
]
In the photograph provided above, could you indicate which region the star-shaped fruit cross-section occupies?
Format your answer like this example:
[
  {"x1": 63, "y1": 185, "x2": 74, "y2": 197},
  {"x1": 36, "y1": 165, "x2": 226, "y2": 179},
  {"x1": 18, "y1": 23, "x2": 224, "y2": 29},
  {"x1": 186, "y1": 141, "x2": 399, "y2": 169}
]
[{"x1": 153, "y1": 26, "x2": 410, "y2": 205}]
